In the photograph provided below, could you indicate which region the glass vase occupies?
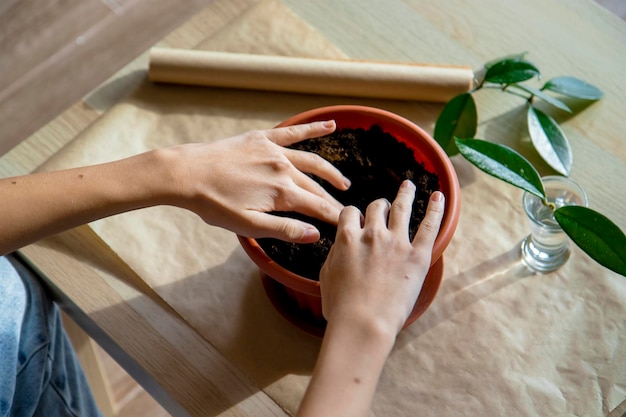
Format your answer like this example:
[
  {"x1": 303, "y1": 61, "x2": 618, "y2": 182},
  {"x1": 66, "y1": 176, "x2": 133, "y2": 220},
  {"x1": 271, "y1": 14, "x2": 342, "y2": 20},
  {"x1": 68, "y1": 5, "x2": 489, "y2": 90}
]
[{"x1": 521, "y1": 176, "x2": 588, "y2": 273}]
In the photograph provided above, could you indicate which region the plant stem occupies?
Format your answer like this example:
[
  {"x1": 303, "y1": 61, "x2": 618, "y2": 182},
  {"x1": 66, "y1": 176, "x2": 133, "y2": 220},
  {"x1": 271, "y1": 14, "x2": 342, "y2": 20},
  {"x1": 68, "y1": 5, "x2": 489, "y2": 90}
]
[
  {"x1": 482, "y1": 83, "x2": 535, "y2": 101},
  {"x1": 542, "y1": 198, "x2": 556, "y2": 211}
]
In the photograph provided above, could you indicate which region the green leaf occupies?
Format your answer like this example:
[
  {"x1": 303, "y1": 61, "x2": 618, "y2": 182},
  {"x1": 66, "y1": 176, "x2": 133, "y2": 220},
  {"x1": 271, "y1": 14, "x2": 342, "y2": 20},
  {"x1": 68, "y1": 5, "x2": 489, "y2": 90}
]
[
  {"x1": 555, "y1": 206, "x2": 626, "y2": 277},
  {"x1": 527, "y1": 107, "x2": 573, "y2": 176},
  {"x1": 542, "y1": 76, "x2": 603, "y2": 100},
  {"x1": 484, "y1": 58, "x2": 540, "y2": 84},
  {"x1": 484, "y1": 52, "x2": 528, "y2": 69},
  {"x1": 455, "y1": 138, "x2": 545, "y2": 198},
  {"x1": 514, "y1": 84, "x2": 571, "y2": 113},
  {"x1": 434, "y1": 93, "x2": 477, "y2": 156}
]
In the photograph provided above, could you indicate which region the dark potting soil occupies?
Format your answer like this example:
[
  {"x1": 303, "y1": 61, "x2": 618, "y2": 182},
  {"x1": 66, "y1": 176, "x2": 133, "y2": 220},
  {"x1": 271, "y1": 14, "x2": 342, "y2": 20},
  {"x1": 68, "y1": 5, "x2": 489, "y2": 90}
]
[{"x1": 257, "y1": 125, "x2": 440, "y2": 281}]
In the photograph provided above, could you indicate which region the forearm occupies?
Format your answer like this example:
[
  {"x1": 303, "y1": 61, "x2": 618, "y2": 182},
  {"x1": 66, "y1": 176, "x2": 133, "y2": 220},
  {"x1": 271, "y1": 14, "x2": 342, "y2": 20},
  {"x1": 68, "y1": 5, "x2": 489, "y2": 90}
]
[
  {"x1": 297, "y1": 315, "x2": 396, "y2": 417},
  {"x1": 299, "y1": 186, "x2": 445, "y2": 416},
  {"x1": 0, "y1": 149, "x2": 174, "y2": 255},
  {"x1": 1, "y1": 122, "x2": 351, "y2": 254}
]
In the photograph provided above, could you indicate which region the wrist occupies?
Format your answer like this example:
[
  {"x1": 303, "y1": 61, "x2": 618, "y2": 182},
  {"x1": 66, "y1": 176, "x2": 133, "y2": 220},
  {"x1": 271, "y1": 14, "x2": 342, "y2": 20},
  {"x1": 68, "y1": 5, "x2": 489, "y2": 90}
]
[
  {"x1": 325, "y1": 302, "x2": 406, "y2": 345},
  {"x1": 297, "y1": 312, "x2": 397, "y2": 417},
  {"x1": 325, "y1": 310, "x2": 398, "y2": 356},
  {"x1": 136, "y1": 147, "x2": 189, "y2": 207},
  {"x1": 76, "y1": 149, "x2": 174, "y2": 216}
]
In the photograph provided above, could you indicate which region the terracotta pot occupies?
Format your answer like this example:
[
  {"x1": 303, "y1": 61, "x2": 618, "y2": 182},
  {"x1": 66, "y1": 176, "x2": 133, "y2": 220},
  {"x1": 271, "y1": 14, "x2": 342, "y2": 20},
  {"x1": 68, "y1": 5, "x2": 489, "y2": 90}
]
[{"x1": 238, "y1": 105, "x2": 461, "y2": 336}]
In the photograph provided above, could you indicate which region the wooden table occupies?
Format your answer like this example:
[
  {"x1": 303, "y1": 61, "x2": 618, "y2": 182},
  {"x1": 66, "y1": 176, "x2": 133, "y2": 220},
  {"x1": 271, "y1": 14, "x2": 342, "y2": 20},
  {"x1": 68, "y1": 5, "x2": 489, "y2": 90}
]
[{"x1": 2, "y1": 0, "x2": 625, "y2": 416}]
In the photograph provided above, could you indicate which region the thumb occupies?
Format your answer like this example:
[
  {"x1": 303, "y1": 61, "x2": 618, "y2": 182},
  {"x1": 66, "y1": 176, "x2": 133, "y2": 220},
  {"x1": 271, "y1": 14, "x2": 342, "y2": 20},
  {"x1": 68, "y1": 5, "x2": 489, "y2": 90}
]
[{"x1": 247, "y1": 212, "x2": 321, "y2": 243}]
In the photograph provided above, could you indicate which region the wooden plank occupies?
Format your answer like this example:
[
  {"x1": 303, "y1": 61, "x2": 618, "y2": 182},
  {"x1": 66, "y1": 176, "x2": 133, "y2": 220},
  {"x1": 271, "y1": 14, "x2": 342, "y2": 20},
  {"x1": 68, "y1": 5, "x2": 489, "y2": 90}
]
[
  {"x1": 0, "y1": 0, "x2": 111, "y2": 91},
  {"x1": 0, "y1": 0, "x2": 218, "y2": 157},
  {"x1": 62, "y1": 311, "x2": 118, "y2": 417},
  {"x1": 0, "y1": 0, "x2": 244, "y2": 178},
  {"x1": 607, "y1": 399, "x2": 626, "y2": 417}
]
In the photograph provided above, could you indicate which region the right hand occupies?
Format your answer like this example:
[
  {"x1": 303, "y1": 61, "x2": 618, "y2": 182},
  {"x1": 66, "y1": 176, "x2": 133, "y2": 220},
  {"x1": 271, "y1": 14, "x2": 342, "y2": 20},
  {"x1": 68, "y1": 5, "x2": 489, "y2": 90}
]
[
  {"x1": 163, "y1": 120, "x2": 351, "y2": 243},
  {"x1": 319, "y1": 180, "x2": 445, "y2": 335}
]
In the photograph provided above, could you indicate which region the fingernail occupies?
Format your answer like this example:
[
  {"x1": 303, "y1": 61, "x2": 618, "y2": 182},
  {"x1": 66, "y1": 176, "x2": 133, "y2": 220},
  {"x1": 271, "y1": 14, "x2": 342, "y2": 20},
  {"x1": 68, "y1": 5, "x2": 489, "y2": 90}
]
[
  {"x1": 402, "y1": 179, "x2": 416, "y2": 190},
  {"x1": 322, "y1": 120, "x2": 335, "y2": 129},
  {"x1": 302, "y1": 226, "x2": 320, "y2": 240},
  {"x1": 432, "y1": 191, "x2": 444, "y2": 202},
  {"x1": 343, "y1": 177, "x2": 352, "y2": 189}
]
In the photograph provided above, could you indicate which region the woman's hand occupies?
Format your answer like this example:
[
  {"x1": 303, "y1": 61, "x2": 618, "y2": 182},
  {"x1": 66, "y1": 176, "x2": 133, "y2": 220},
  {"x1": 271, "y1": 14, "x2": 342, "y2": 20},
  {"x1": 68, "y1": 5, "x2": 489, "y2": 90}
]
[
  {"x1": 0, "y1": 121, "x2": 349, "y2": 255},
  {"x1": 297, "y1": 182, "x2": 445, "y2": 417},
  {"x1": 320, "y1": 180, "x2": 445, "y2": 336},
  {"x1": 163, "y1": 120, "x2": 351, "y2": 243}
]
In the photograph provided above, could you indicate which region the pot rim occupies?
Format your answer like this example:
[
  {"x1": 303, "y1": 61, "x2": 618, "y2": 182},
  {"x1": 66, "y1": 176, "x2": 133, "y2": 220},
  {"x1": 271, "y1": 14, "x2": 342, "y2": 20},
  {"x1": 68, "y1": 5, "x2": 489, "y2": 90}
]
[{"x1": 238, "y1": 105, "x2": 461, "y2": 295}]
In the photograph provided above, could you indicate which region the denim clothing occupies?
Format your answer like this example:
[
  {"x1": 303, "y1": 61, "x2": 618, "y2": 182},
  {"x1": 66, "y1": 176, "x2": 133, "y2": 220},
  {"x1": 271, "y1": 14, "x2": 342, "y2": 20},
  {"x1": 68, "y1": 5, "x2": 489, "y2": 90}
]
[{"x1": 0, "y1": 255, "x2": 102, "y2": 417}]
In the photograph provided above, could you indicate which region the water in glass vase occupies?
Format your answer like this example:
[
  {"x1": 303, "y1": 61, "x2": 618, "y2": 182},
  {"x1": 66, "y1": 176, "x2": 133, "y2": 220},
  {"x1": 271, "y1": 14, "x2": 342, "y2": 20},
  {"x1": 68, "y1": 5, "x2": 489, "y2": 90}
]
[{"x1": 521, "y1": 176, "x2": 588, "y2": 273}]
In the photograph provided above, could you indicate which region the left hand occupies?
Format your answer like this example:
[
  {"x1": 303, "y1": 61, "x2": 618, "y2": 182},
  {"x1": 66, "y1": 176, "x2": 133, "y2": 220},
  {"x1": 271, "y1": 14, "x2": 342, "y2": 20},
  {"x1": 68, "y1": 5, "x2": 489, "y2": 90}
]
[{"x1": 319, "y1": 181, "x2": 445, "y2": 334}]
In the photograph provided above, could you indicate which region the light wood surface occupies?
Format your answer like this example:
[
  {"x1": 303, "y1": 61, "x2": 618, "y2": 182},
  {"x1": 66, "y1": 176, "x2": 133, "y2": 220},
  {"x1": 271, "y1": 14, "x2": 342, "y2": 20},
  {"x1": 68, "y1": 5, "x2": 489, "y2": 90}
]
[
  {"x1": 0, "y1": 0, "x2": 219, "y2": 158},
  {"x1": 61, "y1": 311, "x2": 118, "y2": 417},
  {"x1": 1, "y1": 0, "x2": 625, "y2": 416}
]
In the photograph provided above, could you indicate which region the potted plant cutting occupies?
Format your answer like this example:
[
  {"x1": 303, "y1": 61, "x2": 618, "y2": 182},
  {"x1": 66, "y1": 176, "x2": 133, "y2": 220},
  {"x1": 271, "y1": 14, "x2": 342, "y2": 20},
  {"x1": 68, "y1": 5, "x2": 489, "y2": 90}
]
[
  {"x1": 238, "y1": 105, "x2": 461, "y2": 336},
  {"x1": 434, "y1": 53, "x2": 626, "y2": 277}
]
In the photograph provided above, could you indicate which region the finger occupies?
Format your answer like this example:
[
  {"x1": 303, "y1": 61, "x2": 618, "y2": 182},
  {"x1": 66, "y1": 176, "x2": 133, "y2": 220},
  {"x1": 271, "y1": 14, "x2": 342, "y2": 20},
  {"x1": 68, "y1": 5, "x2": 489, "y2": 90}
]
[
  {"x1": 387, "y1": 180, "x2": 417, "y2": 233},
  {"x1": 266, "y1": 120, "x2": 336, "y2": 147},
  {"x1": 412, "y1": 191, "x2": 445, "y2": 251},
  {"x1": 245, "y1": 212, "x2": 321, "y2": 243},
  {"x1": 290, "y1": 169, "x2": 344, "y2": 210},
  {"x1": 337, "y1": 205, "x2": 363, "y2": 230},
  {"x1": 321, "y1": 206, "x2": 362, "y2": 276},
  {"x1": 275, "y1": 184, "x2": 344, "y2": 226},
  {"x1": 363, "y1": 198, "x2": 391, "y2": 230},
  {"x1": 284, "y1": 148, "x2": 351, "y2": 191}
]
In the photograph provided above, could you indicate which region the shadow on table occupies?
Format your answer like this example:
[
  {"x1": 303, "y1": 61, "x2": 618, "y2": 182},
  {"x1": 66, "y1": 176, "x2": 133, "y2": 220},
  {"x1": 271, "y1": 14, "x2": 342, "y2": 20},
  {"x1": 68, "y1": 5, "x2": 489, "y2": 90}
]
[
  {"x1": 175, "y1": 246, "x2": 323, "y2": 383},
  {"x1": 139, "y1": 246, "x2": 324, "y2": 414},
  {"x1": 397, "y1": 242, "x2": 534, "y2": 348}
]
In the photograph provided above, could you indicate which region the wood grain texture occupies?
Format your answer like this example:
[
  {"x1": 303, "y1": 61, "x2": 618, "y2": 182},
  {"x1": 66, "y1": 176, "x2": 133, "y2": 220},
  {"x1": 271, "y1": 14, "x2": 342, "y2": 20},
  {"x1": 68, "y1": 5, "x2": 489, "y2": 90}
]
[{"x1": 0, "y1": 0, "x2": 218, "y2": 157}]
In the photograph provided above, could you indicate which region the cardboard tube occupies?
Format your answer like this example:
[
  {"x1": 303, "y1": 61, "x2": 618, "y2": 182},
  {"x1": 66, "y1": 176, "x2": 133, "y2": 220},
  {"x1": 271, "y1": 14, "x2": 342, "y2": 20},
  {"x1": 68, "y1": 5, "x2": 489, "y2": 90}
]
[{"x1": 148, "y1": 48, "x2": 474, "y2": 103}]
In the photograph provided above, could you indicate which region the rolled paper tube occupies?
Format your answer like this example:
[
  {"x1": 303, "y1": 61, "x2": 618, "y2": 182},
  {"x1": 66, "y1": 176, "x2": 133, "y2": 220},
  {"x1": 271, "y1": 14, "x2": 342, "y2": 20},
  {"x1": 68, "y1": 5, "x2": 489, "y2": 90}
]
[{"x1": 148, "y1": 48, "x2": 474, "y2": 103}]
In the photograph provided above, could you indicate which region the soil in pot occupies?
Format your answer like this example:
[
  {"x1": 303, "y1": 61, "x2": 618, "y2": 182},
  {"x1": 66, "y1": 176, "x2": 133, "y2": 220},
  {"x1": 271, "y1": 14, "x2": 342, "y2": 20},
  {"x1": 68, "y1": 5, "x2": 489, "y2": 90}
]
[{"x1": 257, "y1": 125, "x2": 440, "y2": 281}]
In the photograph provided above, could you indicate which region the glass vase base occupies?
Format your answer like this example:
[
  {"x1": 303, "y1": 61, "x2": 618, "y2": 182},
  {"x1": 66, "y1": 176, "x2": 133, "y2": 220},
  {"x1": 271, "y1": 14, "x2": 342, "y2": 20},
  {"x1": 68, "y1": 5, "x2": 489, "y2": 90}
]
[{"x1": 520, "y1": 234, "x2": 570, "y2": 273}]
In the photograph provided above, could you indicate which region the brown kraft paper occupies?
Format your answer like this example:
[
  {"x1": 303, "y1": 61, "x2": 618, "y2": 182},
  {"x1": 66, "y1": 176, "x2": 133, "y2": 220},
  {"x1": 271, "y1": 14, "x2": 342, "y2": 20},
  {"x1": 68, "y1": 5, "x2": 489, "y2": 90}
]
[{"x1": 148, "y1": 48, "x2": 474, "y2": 103}]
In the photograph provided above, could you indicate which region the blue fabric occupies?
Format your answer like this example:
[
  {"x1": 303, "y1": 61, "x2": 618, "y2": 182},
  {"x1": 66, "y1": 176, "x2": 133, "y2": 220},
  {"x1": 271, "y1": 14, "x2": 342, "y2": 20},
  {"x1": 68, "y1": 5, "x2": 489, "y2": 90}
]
[{"x1": 0, "y1": 255, "x2": 102, "y2": 417}]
